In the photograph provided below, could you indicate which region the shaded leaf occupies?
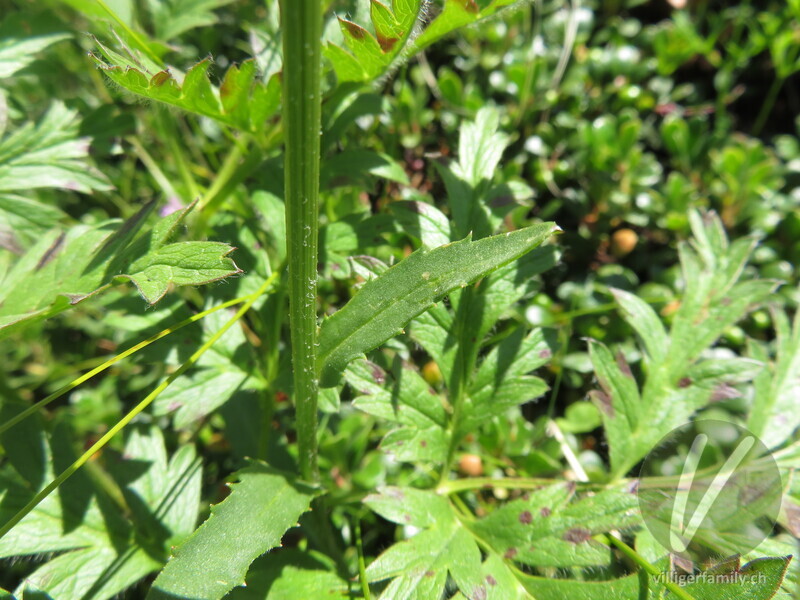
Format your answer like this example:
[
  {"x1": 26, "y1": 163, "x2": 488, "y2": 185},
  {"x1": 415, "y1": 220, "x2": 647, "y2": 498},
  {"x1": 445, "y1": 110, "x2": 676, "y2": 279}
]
[
  {"x1": 227, "y1": 549, "x2": 349, "y2": 599},
  {"x1": 365, "y1": 488, "x2": 485, "y2": 600},
  {"x1": 0, "y1": 102, "x2": 111, "y2": 193},
  {"x1": 0, "y1": 31, "x2": 70, "y2": 78},
  {"x1": 0, "y1": 425, "x2": 199, "y2": 600}
]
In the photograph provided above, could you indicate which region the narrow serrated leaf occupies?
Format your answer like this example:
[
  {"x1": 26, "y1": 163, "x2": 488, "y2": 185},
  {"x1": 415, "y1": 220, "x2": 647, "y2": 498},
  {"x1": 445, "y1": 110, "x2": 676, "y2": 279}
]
[
  {"x1": 318, "y1": 223, "x2": 559, "y2": 386},
  {"x1": 148, "y1": 463, "x2": 316, "y2": 600}
]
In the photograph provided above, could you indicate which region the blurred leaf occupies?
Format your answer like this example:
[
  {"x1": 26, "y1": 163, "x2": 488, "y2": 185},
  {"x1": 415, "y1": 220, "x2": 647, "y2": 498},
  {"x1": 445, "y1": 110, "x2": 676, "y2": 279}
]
[
  {"x1": 0, "y1": 31, "x2": 70, "y2": 78},
  {"x1": 318, "y1": 222, "x2": 558, "y2": 386},
  {"x1": 0, "y1": 194, "x2": 66, "y2": 253},
  {"x1": 144, "y1": 0, "x2": 235, "y2": 41},
  {"x1": 321, "y1": 149, "x2": 410, "y2": 188},
  {"x1": 749, "y1": 301, "x2": 800, "y2": 448},
  {"x1": 596, "y1": 211, "x2": 777, "y2": 477},
  {"x1": 0, "y1": 102, "x2": 111, "y2": 193},
  {"x1": 438, "y1": 107, "x2": 511, "y2": 238},
  {"x1": 610, "y1": 288, "x2": 668, "y2": 367},
  {"x1": 518, "y1": 556, "x2": 790, "y2": 600},
  {"x1": 518, "y1": 570, "x2": 648, "y2": 600},
  {"x1": 148, "y1": 463, "x2": 316, "y2": 600},
  {"x1": 681, "y1": 556, "x2": 791, "y2": 600}
]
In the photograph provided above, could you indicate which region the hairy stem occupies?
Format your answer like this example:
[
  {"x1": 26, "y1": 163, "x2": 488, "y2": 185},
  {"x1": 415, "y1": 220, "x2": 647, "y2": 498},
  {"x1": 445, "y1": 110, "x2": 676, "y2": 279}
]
[{"x1": 280, "y1": 0, "x2": 323, "y2": 482}]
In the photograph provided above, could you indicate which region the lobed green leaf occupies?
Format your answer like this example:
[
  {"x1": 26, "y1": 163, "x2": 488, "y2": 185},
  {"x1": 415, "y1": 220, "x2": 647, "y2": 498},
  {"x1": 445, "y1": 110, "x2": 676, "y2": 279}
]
[
  {"x1": 0, "y1": 201, "x2": 241, "y2": 338},
  {"x1": 93, "y1": 44, "x2": 280, "y2": 134}
]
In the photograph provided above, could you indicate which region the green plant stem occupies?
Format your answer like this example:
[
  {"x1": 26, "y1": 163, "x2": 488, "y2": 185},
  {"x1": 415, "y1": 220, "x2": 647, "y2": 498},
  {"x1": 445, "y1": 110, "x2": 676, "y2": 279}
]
[
  {"x1": 279, "y1": 0, "x2": 323, "y2": 482},
  {"x1": 440, "y1": 287, "x2": 483, "y2": 483},
  {"x1": 355, "y1": 517, "x2": 371, "y2": 599},
  {"x1": 752, "y1": 76, "x2": 785, "y2": 136},
  {"x1": 128, "y1": 136, "x2": 183, "y2": 203},
  {"x1": 437, "y1": 477, "x2": 609, "y2": 495},
  {"x1": 0, "y1": 290, "x2": 260, "y2": 437},
  {"x1": 605, "y1": 535, "x2": 696, "y2": 600},
  {"x1": 198, "y1": 136, "x2": 248, "y2": 211},
  {"x1": 0, "y1": 274, "x2": 277, "y2": 542}
]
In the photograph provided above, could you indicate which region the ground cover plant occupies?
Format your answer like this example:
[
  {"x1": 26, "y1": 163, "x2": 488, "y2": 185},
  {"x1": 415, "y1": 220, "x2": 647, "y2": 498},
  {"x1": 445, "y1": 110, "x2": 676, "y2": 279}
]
[{"x1": 0, "y1": 0, "x2": 799, "y2": 598}]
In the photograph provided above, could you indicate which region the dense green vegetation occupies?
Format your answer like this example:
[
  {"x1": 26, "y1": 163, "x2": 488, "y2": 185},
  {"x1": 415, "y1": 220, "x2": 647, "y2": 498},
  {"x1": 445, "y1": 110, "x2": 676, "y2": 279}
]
[{"x1": 0, "y1": 0, "x2": 798, "y2": 598}]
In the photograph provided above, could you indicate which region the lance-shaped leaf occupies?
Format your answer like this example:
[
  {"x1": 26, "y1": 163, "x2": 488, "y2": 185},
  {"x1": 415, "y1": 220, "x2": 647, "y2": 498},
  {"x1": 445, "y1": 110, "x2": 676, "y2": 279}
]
[
  {"x1": 92, "y1": 42, "x2": 280, "y2": 133},
  {"x1": 317, "y1": 222, "x2": 559, "y2": 386},
  {"x1": 148, "y1": 463, "x2": 316, "y2": 600},
  {"x1": 0, "y1": 201, "x2": 241, "y2": 338}
]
